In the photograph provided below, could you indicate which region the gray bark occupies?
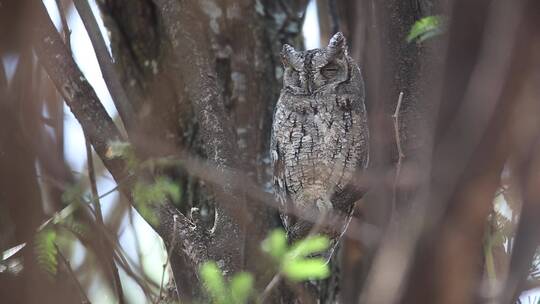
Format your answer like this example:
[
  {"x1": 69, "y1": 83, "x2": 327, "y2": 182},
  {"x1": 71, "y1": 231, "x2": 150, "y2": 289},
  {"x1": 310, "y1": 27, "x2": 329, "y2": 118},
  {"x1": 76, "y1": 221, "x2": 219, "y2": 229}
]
[{"x1": 98, "y1": 0, "x2": 309, "y2": 301}]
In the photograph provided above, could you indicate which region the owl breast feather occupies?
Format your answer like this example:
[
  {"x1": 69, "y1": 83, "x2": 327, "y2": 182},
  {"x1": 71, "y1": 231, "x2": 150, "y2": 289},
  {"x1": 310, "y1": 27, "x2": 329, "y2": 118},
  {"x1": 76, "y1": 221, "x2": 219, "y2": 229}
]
[{"x1": 271, "y1": 91, "x2": 368, "y2": 212}]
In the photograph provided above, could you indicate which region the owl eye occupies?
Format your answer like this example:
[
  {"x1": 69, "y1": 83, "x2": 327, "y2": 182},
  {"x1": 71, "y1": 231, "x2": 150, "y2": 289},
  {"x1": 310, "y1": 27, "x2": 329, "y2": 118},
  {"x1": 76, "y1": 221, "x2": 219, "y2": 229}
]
[
  {"x1": 286, "y1": 68, "x2": 301, "y2": 87},
  {"x1": 320, "y1": 64, "x2": 339, "y2": 78}
]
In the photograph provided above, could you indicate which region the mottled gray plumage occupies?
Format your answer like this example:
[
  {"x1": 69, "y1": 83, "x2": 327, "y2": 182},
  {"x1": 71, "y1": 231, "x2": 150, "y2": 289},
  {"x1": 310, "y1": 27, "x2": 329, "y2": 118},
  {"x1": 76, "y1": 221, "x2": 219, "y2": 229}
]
[{"x1": 271, "y1": 32, "x2": 369, "y2": 245}]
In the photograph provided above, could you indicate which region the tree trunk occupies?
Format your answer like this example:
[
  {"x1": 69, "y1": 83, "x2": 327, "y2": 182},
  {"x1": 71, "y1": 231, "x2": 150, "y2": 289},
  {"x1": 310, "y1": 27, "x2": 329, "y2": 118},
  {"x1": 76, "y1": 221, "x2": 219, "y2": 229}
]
[{"x1": 98, "y1": 0, "x2": 311, "y2": 301}]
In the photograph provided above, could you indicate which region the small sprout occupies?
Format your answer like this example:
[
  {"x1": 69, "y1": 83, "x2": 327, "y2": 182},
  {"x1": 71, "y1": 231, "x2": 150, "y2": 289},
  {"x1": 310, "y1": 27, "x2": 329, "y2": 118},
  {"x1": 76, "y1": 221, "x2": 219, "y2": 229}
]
[
  {"x1": 200, "y1": 262, "x2": 254, "y2": 304},
  {"x1": 407, "y1": 15, "x2": 446, "y2": 43},
  {"x1": 261, "y1": 229, "x2": 287, "y2": 260},
  {"x1": 200, "y1": 262, "x2": 229, "y2": 304},
  {"x1": 287, "y1": 235, "x2": 330, "y2": 259},
  {"x1": 229, "y1": 272, "x2": 254, "y2": 303},
  {"x1": 283, "y1": 258, "x2": 330, "y2": 282},
  {"x1": 261, "y1": 229, "x2": 331, "y2": 282},
  {"x1": 132, "y1": 177, "x2": 181, "y2": 226}
]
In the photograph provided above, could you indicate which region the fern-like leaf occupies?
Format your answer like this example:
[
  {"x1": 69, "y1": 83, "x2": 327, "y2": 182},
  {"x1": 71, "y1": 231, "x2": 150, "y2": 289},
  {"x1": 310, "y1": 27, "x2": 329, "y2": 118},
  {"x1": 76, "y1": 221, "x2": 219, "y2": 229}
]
[{"x1": 34, "y1": 228, "x2": 58, "y2": 278}]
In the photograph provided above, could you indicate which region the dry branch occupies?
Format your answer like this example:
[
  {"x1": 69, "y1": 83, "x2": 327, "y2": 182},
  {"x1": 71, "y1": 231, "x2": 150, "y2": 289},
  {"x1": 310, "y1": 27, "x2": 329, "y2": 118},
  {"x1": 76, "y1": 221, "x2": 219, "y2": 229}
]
[
  {"x1": 32, "y1": 0, "x2": 125, "y2": 181},
  {"x1": 72, "y1": 0, "x2": 135, "y2": 130},
  {"x1": 31, "y1": 1, "x2": 211, "y2": 295}
]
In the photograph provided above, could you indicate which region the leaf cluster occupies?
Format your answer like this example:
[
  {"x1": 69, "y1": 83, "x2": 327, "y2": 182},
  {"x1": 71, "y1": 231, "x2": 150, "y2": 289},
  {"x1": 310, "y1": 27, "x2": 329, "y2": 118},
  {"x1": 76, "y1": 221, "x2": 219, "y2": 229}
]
[
  {"x1": 261, "y1": 229, "x2": 330, "y2": 282},
  {"x1": 34, "y1": 228, "x2": 58, "y2": 278},
  {"x1": 200, "y1": 262, "x2": 254, "y2": 304},
  {"x1": 407, "y1": 15, "x2": 446, "y2": 43}
]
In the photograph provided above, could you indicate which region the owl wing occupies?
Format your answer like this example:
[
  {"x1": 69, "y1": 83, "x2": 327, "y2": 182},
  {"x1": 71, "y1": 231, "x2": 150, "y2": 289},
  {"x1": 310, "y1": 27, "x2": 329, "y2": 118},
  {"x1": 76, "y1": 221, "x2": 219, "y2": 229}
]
[
  {"x1": 331, "y1": 93, "x2": 369, "y2": 215},
  {"x1": 270, "y1": 109, "x2": 294, "y2": 231}
]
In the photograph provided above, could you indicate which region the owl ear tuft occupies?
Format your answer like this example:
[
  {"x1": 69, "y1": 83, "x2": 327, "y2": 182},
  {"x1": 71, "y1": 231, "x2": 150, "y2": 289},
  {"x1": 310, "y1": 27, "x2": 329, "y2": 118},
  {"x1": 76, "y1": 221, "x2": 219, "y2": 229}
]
[
  {"x1": 327, "y1": 32, "x2": 347, "y2": 58},
  {"x1": 281, "y1": 44, "x2": 298, "y2": 67}
]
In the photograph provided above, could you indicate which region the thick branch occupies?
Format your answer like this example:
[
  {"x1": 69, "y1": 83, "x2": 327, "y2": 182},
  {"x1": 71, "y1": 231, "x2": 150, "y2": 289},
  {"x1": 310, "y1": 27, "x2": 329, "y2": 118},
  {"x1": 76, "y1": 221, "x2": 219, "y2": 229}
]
[
  {"x1": 31, "y1": 0, "x2": 209, "y2": 286},
  {"x1": 152, "y1": 0, "x2": 246, "y2": 271},
  {"x1": 152, "y1": 0, "x2": 238, "y2": 170},
  {"x1": 32, "y1": 0, "x2": 125, "y2": 180}
]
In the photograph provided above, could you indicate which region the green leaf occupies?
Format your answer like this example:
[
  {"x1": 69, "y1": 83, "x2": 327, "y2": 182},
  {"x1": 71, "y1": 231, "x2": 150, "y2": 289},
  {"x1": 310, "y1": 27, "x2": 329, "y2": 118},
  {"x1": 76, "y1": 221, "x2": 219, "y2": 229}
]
[
  {"x1": 261, "y1": 229, "x2": 288, "y2": 260},
  {"x1": 287, "y1": 234, "x2": 330, "y2": 259},
  {"x1": 229, "y1": 272, "x2": 254, "y2": 304},
  {"x1": 132, "y1": 177, "x2": 181, "y2": 226},
  {"x1": 282, "y1": 258, "x2": 330, "y2": 282},
  {"x1": 34, "y1": 229, "x2": 58, "y2": 277},
  {"x1": 200, "y1": 262, "x2": 229, "y2": 304},
  {"x1": 407, "y1": 15, "x2": 445, "y2": 43}
]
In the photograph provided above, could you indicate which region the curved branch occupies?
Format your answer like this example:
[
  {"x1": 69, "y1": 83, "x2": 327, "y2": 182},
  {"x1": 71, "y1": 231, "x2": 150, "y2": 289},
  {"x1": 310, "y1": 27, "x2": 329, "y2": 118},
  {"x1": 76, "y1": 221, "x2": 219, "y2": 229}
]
[
  {"x1": 73, "y1": 0, "x2": 136, "y2": 131},
  {"x1": 32, "y1": 0, "x2": 125, "y2": 180},
  {"x1": 31, "y1": 0, "x2": 208, "y2": 282}
]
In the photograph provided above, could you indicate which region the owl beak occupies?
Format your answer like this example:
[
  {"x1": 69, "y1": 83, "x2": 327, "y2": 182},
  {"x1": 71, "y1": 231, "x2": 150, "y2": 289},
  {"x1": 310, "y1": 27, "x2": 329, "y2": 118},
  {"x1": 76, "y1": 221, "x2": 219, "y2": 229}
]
[
  {"x1": 306, "y1": 80, "x2": 313, "y2": 94},
  {"x1": 304, "y1": 73, "x2": 314, "y2": 94}
]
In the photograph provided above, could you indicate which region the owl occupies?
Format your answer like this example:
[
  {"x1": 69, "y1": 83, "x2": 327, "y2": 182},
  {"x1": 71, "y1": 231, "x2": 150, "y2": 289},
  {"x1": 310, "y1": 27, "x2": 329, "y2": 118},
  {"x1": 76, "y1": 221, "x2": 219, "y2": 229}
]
[{"x1": 270, "y1": 32, "x2": 369, "y2": 248}]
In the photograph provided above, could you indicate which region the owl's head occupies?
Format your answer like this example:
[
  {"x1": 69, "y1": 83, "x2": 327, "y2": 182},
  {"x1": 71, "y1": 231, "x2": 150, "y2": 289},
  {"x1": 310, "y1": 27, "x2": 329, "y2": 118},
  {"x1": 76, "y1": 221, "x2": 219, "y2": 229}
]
[{"x1": 281, "y1": 32, "x2": 351, "y2": 95}]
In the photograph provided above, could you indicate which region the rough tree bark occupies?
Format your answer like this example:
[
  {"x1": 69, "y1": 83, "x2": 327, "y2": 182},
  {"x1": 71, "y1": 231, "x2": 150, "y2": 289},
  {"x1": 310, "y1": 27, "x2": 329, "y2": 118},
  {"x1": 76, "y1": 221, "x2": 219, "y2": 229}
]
[{"x1": 95, "y1": 0, "x2": 310, "y2": 301}]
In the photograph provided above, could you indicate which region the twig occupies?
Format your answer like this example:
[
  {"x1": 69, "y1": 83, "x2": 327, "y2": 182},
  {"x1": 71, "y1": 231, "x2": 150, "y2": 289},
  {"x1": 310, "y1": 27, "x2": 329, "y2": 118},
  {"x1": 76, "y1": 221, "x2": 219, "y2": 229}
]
[
  {"x1": 54, "y1": 0, "x2": 68, "y2": 159},
  {"x1": 55, "y1": 243, "x2": 92, "y2": 304},
  {"x1": 85, "y1": 137, "x2": 126, "y2": 304},
  {"x1": 259, "y1": 273, "x2": 282, "y2": 303},
  {"x1": 391, "y1": 92, "x2": 405, "y2": 215},
  {"x1": 72, "y1": 0, "x2": 135, "y2": 130},
  {"x1": 128, "y1": 208, "x2": 150, "y2": 284},
  {"x1": 157, "y1": 214, "x2": 179, "y2": 303},
  {"x1": 86, "y1": 139, "x2": 104, "y2": 227},
  {"x1": 60, "y1": 219, "x2": 158, "y2": 298},
  {"x1": 54, "y1": 0, "x2": 71, "y2": 52}
]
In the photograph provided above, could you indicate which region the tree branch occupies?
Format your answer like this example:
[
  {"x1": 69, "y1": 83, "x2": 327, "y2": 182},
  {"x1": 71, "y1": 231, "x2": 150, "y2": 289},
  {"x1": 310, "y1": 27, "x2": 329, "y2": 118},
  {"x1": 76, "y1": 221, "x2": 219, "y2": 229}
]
[
  {"x1": 32, "y1": 0, "x2": 126, "y2": 181},
  {"x1": 152, "y1": 0, "x2": 246, "y2": 271},
  {"x1": 72, "y1": 0, "x2": 135, "y2": 131},
  {"x1": 31, "y1": 0, "x2": 210, "y2": 289},
  {"x1": 55, "y1": 243, "x2": 92, "y2": 304}
]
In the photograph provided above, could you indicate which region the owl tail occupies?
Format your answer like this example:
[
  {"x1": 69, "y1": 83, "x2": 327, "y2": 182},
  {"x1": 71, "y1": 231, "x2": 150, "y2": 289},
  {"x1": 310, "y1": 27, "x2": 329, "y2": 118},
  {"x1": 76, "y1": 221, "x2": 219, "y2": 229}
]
[{"x1": 286, "y1": 197, "x2": 344, "y2": 263}]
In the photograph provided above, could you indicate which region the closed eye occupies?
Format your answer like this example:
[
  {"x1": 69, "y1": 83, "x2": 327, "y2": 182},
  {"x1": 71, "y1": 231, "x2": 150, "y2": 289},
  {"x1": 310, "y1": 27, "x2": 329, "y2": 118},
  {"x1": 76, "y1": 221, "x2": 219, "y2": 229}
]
[
  {"x1": 320, "y1": 64, "x2": 339, "y2": 78},
  {"x1": 285, "y1": 68, "x2": 301, "y2": 88}
]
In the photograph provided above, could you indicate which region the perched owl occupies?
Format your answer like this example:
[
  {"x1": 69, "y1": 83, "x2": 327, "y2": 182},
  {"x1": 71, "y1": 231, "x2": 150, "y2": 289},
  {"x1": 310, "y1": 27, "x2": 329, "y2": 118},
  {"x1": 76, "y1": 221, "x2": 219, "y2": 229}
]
[{"x1": 270, "y1": 32, "x2": 369, "y2": 248}]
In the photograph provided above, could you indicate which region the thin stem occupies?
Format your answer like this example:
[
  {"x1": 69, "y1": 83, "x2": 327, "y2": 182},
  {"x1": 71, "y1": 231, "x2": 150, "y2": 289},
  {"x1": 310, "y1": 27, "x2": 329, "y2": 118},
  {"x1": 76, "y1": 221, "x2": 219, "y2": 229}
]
[
  {"x1": 54, "y1": 0, "x2": 68, "y2": 159},
  {"x1": 72, "y1": 0, "x2": 135, "y2": 130},
  {"x1": 157, "y1": 215, "x2": 179, "y2": 303},
  {"x1": 85, "y1": 139, "x2": 103, "y2": 222},
  {"x1": 54, "y1": 0, "x2": 71, "y2": 52},
  {"x1": 55, "y1": 243, "x2": 92, "y2": 304},
  {"x1": 391, "y1": 92, "x2": 405, "y2": 215},
  {"x1": 259, "y1": 273, "x2": 282, "y2": 304},
  {"x1": 85, "y1": 138, "x2": 126, "y2": 304}
]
